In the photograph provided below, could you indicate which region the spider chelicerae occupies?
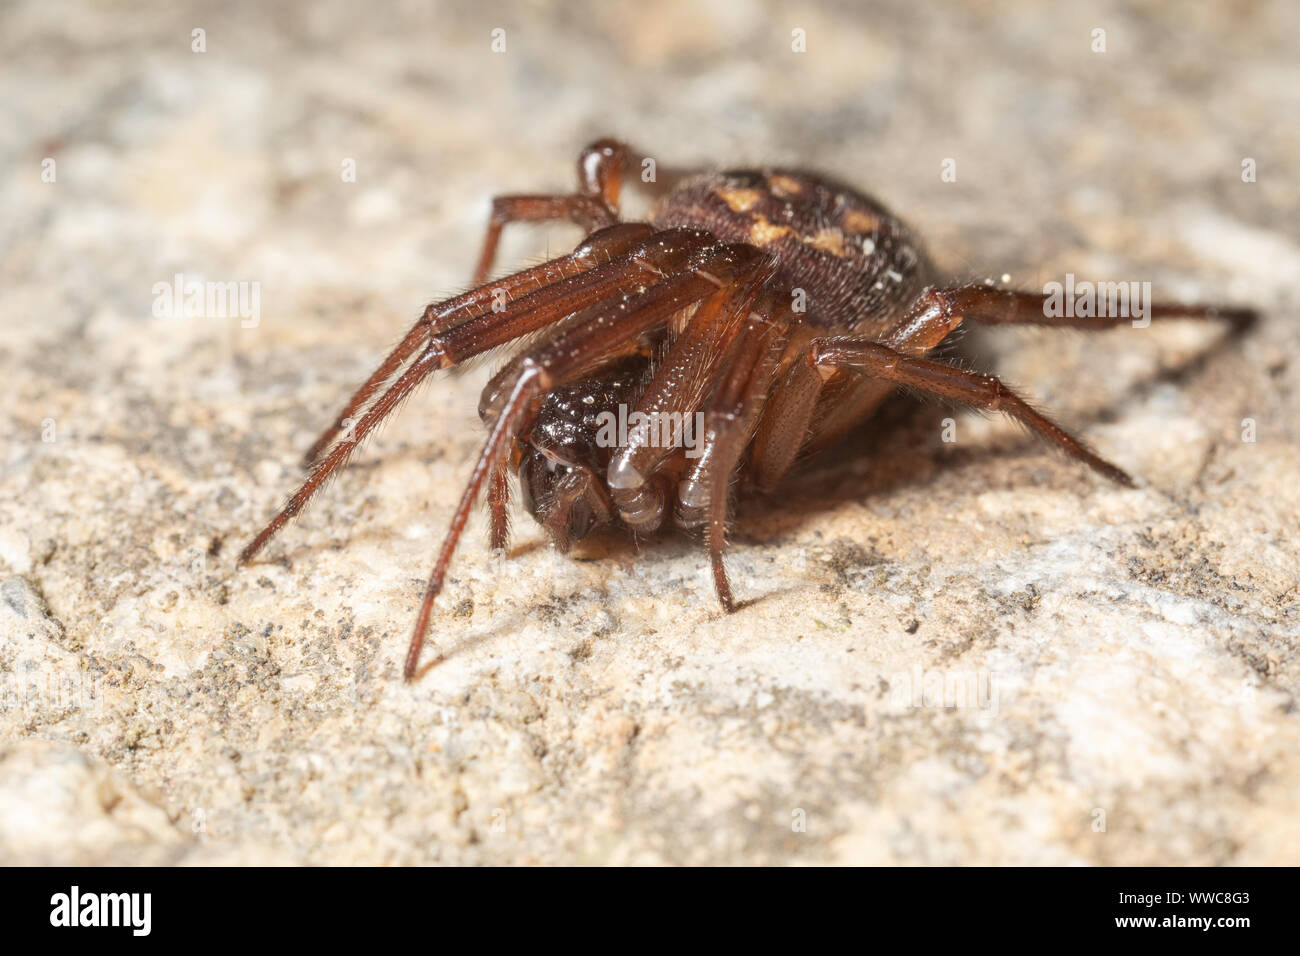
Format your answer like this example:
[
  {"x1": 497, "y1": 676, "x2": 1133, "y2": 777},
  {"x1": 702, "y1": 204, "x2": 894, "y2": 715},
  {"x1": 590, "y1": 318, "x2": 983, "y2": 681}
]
[{"x1": 238, "y1": 138, "x2": 1254, "y2": 680}]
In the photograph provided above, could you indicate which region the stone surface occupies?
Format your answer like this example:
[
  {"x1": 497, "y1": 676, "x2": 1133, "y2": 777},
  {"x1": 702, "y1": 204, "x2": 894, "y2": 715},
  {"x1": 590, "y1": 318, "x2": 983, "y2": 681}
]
[{"x1": 1, "y1": 0, "x2": 1298, "y2": 864}]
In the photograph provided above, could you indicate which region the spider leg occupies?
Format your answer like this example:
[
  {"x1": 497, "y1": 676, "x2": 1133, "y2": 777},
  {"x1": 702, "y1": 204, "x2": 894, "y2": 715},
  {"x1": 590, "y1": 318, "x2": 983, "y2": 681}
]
[
  {"x1": 676, "y1": 291, "x2": 791, "y2": 610},
  {"x1": 472, "y1": 196, "x2": 616, "y2": 286},
  {"x1": 471, "y1": 138, "x2": 630, "y2": 285},
  {"x1": 783, "y1": 283, "x2": 1257, "y2": 483},
  {"x1": 239, "y1": 226, "x2": 711, "y2": 567},
  {"x1": 301, "y1": 221, "x2": 653, "y2": 467},
  {"x1": 746, "y1": 280, "x2": 1079, "y2": 491},
  {"x1": 808, "y1": 337, "x2": 1135, "y2": 486},
  {"x1": 891, "y1": 285, "x2": 1256, "y2": 341},
  {"x1": 404, "y1": 240, "x2": 770, "y2": 680},
  {"x1": 605, "y1": 263, "x2": 778, "y2": 532},
  {"x1": 749, "y1": 333, "x2": 827, "y2": 492},
  {"x1": 487, "y1": 459, "x2": 511, "y2": 553}
]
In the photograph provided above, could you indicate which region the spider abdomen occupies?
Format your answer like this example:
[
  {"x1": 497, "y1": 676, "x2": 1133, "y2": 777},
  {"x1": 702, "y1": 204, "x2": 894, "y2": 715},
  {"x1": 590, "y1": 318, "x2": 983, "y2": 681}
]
[{"x1": 650, "y1": 170, "x2": 934, "y2": 334}]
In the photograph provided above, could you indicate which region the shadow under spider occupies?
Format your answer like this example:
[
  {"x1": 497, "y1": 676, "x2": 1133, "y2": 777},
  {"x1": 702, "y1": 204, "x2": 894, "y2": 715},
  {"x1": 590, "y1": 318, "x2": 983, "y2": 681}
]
[{"x1": 733, "y1": 319, "x2": 1254, "y2": 546}]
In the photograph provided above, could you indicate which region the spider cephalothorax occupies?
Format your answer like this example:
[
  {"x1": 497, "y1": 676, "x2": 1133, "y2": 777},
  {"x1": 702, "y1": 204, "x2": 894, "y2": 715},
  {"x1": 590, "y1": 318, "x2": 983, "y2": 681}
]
[{"x1": 238, "y1": 138, "x2": 1254, "y2": 680}]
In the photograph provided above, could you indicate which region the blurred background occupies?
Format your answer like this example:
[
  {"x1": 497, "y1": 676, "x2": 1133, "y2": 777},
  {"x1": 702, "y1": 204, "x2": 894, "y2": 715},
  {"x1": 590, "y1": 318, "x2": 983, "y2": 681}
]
[{"x1": 1, "y1": 0, "x2": 1297, "y2": 865}]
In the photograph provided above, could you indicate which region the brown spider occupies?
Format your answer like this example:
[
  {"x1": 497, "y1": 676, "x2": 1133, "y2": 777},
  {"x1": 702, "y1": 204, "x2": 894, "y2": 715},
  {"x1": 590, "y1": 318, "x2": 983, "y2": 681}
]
[{"x1": 238, "y1": 138, "x2": 1254, "y2": 681}]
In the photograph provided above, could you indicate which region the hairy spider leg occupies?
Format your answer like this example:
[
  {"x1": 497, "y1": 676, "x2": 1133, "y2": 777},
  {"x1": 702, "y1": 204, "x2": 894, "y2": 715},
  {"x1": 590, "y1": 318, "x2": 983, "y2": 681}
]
[
  {"x1": 807, "y1": 337, "x2": 1135, "y2": 486},
  {"x1": 887, "y1": 285, "x2": 1257, "y2": 339},
  {"x1": 677, "y1": 288, "x2": 793, "y2": 610},
  {"x1": 470, "y1": 138, "x2": 631, "y2": 285},
  {"x1": 301, "y1": 223, "x2": 654, "y2": 467}
]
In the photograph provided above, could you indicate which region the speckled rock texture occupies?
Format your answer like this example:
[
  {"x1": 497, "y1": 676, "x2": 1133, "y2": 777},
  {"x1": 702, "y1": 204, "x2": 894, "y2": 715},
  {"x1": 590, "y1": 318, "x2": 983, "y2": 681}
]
[{"x1": 2, "y1": 0, "x2": 1298, "y2": 865}]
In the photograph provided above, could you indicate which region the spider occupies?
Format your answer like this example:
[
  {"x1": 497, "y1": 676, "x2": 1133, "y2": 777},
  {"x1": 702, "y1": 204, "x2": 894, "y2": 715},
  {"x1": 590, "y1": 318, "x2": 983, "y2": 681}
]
[{"x1": 238, "y1": 138, "x2": 1254, "y2": 681}]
